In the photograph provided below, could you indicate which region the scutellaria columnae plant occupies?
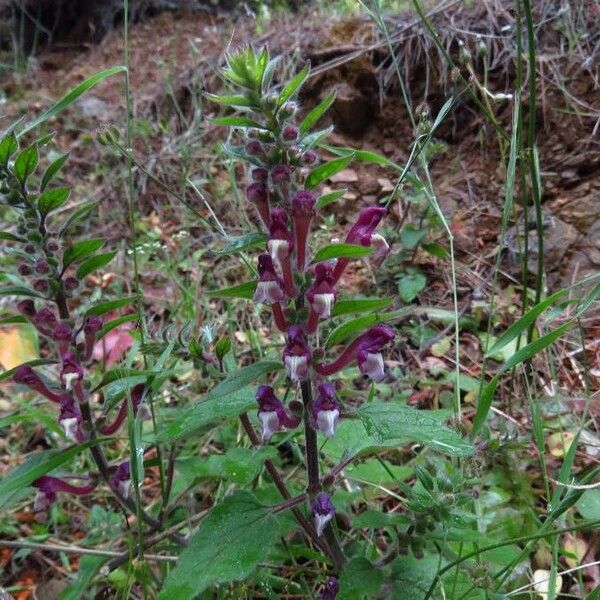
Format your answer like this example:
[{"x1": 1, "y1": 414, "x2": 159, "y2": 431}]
[
  {"x1": 206, "y1": 46, "x2": 396, "y2": 588},
  {"x1": 0, "y1": 127, "x2": 165, "y2": 536}
]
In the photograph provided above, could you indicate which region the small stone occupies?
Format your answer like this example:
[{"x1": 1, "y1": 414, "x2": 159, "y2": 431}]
[
  {"x1": 343, "y1": 191, "x2": 357, "y2": 201},
  {"x1": 330, "y1": 169, "x2": 358, "y2": 183},
  {"x1": 377, "y1": 178, "x2": 394, "y2": 193}
]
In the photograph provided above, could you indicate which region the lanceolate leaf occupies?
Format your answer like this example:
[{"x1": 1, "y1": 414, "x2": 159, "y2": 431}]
[
  {"x1": 59, "y1": 201, "x2": 97, "y2": 236},
  {"x1": 62, "y1": 238, "x2": 105, "y2": 268},
  {"x1": 358, "y1": 402, "x2": 473, "y2": 457},
  {"x1": 332, "y1": 297, "x2": 394, "y2": 317},
  {"x1": 299, "y1": 91, "x2": 335, "y2": 134},
  {"x1": 316, "y1": 189, "x2": 346, "y2": 209},
  {"x1": 312, "y1": 243, "x2": 373, "y2": 263},
  {"x1": 0, "y1": 131, "x2": 18, "y2": 166},
  {"x1": 0, "y1": 440, "x2": 107, "y2": 497},
  {"x1": 0, "y1": 286, "x2": 43, "y2": 299},
  {"x1": 210, "y1": 361, "x2": 281, "y2": 400},
  {"x1": 76, "y1": 251, "x2": 117, "y2": 279},
  {"x1": 206, "y1": 280, "x2": 257, "y2": 300},
  {"x1": 40, "y1": 153, "x2": 69, "y2": 191},
  {"x1": 211, "y1": 116, "x2": 266, "y2": 129},
  {"x1": 0, "y1": 358, "x2": 56, "y2": 383},
  {"x1": 212, "y1": 233, "x2": 267, "y2": 255},
  {"x1": 84, "y1": 296, "x2": 137, "y2": 318},
  {"x1": 13, "y1": 144, "x2": 39, "y2": 184},
  {"x1": 277, "y1": 65, "x2": 309, "y2": 109},
  {"x1": 305, "y1": 154, "x2": 354, "y2": 189},
  {"x1": 0, "y1": 232, "x2": 26, "y2": 242},
  {"x1": 158, "y1": 491, "x2": 289, "y2": 599}
]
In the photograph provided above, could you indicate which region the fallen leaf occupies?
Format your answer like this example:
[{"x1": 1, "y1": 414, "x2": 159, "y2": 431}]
[
  {"x1": 0, "y1": 325, "x2": 38, "y2": 370},
  {"x1": 532, "y1": 569, "x2": 562, "y2": 599}
]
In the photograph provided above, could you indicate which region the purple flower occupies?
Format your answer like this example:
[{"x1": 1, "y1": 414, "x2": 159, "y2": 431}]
[
  {"x1": 370, "y1": 233, "x2": 390, "y2": 259},
  {"x1": 100, "y1": 384, "x2": 150, "y2": 435},
  {"x1": 271, "y1": 164, "x2": 292, "y2": 185},
  {"x1": 312, "y1": 492, "x2": 335, "y2": 536},
  {"x1": 32, "y1": 307, "x2": 57, "y2": 336},
  {"x1": 312, "y1": 383, "x2": 340, "y2": 438},
  {"x1": 315, "y1": 324, "x2": 395, "y2": 382},
  {"x1": 282, "y1": 325, "x2": 311, "y2": 383},
  {"x1": 251, "y1": 167, "x2": 269, "y2": 182},
  {"x1": 332, "y1": 206, "x2": 387, "y2": 283},
  {"x1": 291, "y1": 191, "x2": 316, "y2": 272},
  {"x1": 60, "y1": 352, "x2": 84, "y2": 392},
  {"x1": 58, "y1": 394, "x2": 83, "y2": 442},
  {"x1": 302, "y1": 150, "x2": 318, "y2": 165},
  {"x1": 319, "y1": 577, "x2": 340, "y2": 600},
  {"x1": 51, "y1": 323, "x2": 72, "y2": 356},
  {"x1": 33, "y1": 475, "x2": 96, "y2": 512},
  {"x1": 245, "y1": 140, "x2": 264, "y2": 156},
  {"x1": 256, "y1": 385, "x2": 300, "y2": 442},
  {"x1": 268, "y1": 209, "x2": 295, "y2": 297},
  {"x1": 17, "y1": 299, "x2": 36, "y2": 318},
  {"x1": 254, "y1": 255, "x2": 288, "y2": 331},
  {"x1": 306, "y1": 262, "x2": 336, "y2": 332},
  {"x1": 64, "y1": 276, "x2": 79, "y2": 291},
  {"x1": 110, "y1": 461, "x2": 132, "y2": 499},
  {"x1": 12, "y1": 365, "x2": 63, "y2": 403},
  {"x1": 246, "y1": 182, "x2": 270, "y2": 228},
  {"x1": 83, "y1": 316, "x2": 103, "y2": 361}
]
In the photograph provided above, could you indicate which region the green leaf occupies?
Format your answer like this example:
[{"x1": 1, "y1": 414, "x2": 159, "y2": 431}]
[
  {"x1": 13, "y1": 144, "x2": 39, "y2": 184},
  {"x1": 37, "y1": 187, "x2": 70, "y2": 216},
  {"x1": 40, "y1": 153, "x2": 69, "y2": 191},
  {"x1": 305, "y1": 154, "x2": 354, "y2": 189},
  {"x1": 59, "y1": 201, "x2": 97, "y2": 236},
  {"x1": 399, "y1": 224, "x2": 427, "y2": 249},
  {"x1": 205, "y1": 280, "x2": 257, "y2": 300},
  {"x1": 338, "y1": 557, "x2": 385, "y2": 600},
  {"x1": 76, "y1": 251, "x2": 117, "y2": 279},
  {"x1": 0, "y1": 286, "x2": 43, "y2": 298},
  {"x1": 0, "y1": 231, "x2": 26, "y2": 242},
  {"x1": 421, "y1": 242, "x2": 448, "y2": 258},
  {"x1": 205, "y1": 93, "x2": 255, "y2": 108},
  {"x1": 358, "y1": 402, "x2": 473, "y2": 456},
  {"x1": 212, "y1": 233, "x2": 267, "y2": 255},
  {"x1": 326, "y1": 308, "x2": 411, "y2": 347},
  {"x1": 0, "y1": 440, "x2": 105, "y2": 497},
  {"x1": 158, "y1": 386, "x2": 257, "y2": 441},
  {"x1": 485, "y1": 289, "x2": 567, "y2": 358},
  {"x1": 84, "y1": 296, "x2": 137, "y2": 318},
  {"x1": 0, "y1": 131, "x2": 18, "y2": 166},
  {"x1": 576, "y1": 489, "x2": 600, "y2": 520},
  {"x1": 0, "y1": 315, "x2": 28, "y2": 325},
  {"x1": 0, "y1": 358, "x2": 56, "y2": 383},
  {"x1": 211, "y1": 116, "x2": 266, "y2": 129},
  {"x1": 211, "y1": 361, "x2": 281, "y2": 400},
  {"x1": 316, "y1": 189, "x2": 346, "y2": 209},
  {"x1": 19, "y1": 66, "x2": 126, "y2": 137},
  {"x1": 332, "y1": 297, "x2": 394, "y2": 317},
  {"x1": 313, "y1": 243, "x2": 373, "y2": 263},
  {"x1": 323, "y1": 144, "x2": 396, "y2": 168},
  {"x1": 299, "y1": 91, "x2": 336, "y2": 134},
  {"x1": 158, "y1": 491, "x2": 289, "y2": 599},
  {"x1": 301, "y1": 126, "x2": 334, "y2": 150},
  {"x1": 97, "y1": 314, "x2": 137, "y2": 340},
  {"x1": 398, "y1": 269, "x2": 426, "y2": 303},
  {"x1": 277, "y1": 65, "x2": 309, "y2": 109},
  {"x1": 92, "y1": 368, "x2": 154, "y2": 392},
  {"x1": 62, "y1": 238, "x2": 105, "y2": 268}
]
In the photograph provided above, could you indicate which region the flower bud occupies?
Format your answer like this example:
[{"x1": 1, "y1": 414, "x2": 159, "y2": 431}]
[
  {"x1": 83, "y1": 316, "x2": 103, "y2": 361},
  {"x1": 18, "y1": 263, "x2": 32, "y2": 276},
  {"x1": 110, "y1": 462, "x2": 132, "y2": 499},
  {"x1": 46, "y1": 239, "x2": 60, "y2": 252},
  {"x1": 17, "y1": 299, "x2": 36, "y2": 317},
  {"x1": 32, "y1": 307, "x2": 57, "y2": 336},
  {"x1": 312, "y1": 383, "x2": 340, "y2": 438},
  {"x1": 64, "y1": 276, "x2": 79, "y2": 291},
  {"x1": 251, "y1": 167, "x2": 269, "y2": 182},
  {"x1": 282, "y1": 325, "x2": 311, "y2": 383},
  {"x1": 35, "y1": 259, "x2": 51, "y2": 274},
  {"x1": 245, "y1": 141, "x2": 264, "y2": 156},
  {"x1": 292, "y1": 191, "x2": 316, "y2": 272},
  {"x1": 24, "y1": 243, "x2": 36, "y2": 254},
  {"x1": 282, "y1": 126, "x2": 299, "y2": 141},
  {"x1": 246, "y1": 182, "x2": 270, "y2": 228},
  {"x1": 280, "y1": 101, "x2": 298, "y2": 118},
  {"x1": 52, "y1": 323, "x2": 73, "y2": 356},
  {"x1": 302, "y1": 150, "x2": 318, "y2": 165},
  {"x1": 271, "y1": 164, "x2": 292, "y2": 185},
  {"x1": 33, "y1": 279, "x2": 49, "y2": 293},
  {"x1": 312, "y1": 492, "x2": 335, "y2": 536}
]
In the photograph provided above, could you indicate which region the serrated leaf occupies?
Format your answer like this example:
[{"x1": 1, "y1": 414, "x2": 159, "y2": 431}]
[
  {"x1": 38, "y1": 187, "x2": 70, "y2": 216},
  {"x1": 13, "y1": 144, "x2": 39, "y2": 184},
  {"x1": 158, "y1": 386, "x2": 257, "y2": 441},
  {"x1": 206, "y1": 280, "x2": 257, "y2": 300},
  {"x1": 358, "y1": 402, "x2": 473, "y2": 456},
  {"x1": 40, "y1": 153, "x2": 69, "y2": 191},
  {"x1": 312, "y1": 243, "x2": 373, "y2": 263},
  {"x1": 277, "y1": 65, "x2": 309, "y2": 109},
  {"x1": 211, "y1": 116, "x2": 266, "y2": 129},
  {"x1": 76, "y1": 251, "x2": 117, "y2": 279},
  {"x1": 0, "y1": 440, "x2": 106, "y2": 497},
  {"x1": 212, "y1": 233, "x2": 267, "y2": 255},
  {"x1": 305, "y1": 154, "x2": 354, "y2": 189},
  {"x1": 299, "y1": 91, "x2": 335, "y2": 134},
  {"x1": 332, "y1": 297, "x2": 394, "y2": 317},
  {"x1": 84, "y1": 296, "x2": 137, "y2": 318},
  {"x1": 62, "y1": 238, "x2": 104, "y2": 268},
  {"x1": 0, "y1": 131, "x2": 18, "y2": 166},
  {"x1": 338, "y1": 557, "x2": 385, "y2": 600},
  {"x1": 158, "y1": 491, "x2": 288, "y2": 599},
  {"x1": 59, "y1": 201, "x2": 97, "y2": 236},
  {"x1": 316, "y1": 189, "x2": 346, "y2": 209}
]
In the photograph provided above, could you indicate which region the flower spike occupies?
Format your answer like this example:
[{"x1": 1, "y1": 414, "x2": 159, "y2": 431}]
[
  {"x1": 315, "y1": 324, "x2": 395, "y2": 382},
  {"x1": 282, "y1": 325, "x2": 311, "y2": 383}
]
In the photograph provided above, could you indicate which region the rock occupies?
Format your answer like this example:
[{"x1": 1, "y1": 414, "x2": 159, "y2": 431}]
[
  {"x1": 377, "y1": 177, "x2": 394, "y2": 193},
  {"x1": 330, "y1": 168, "x2": 358, "y2": 183},
  {"x1": 79, "y1": 96, "x2": 110, "y2": 120}
]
